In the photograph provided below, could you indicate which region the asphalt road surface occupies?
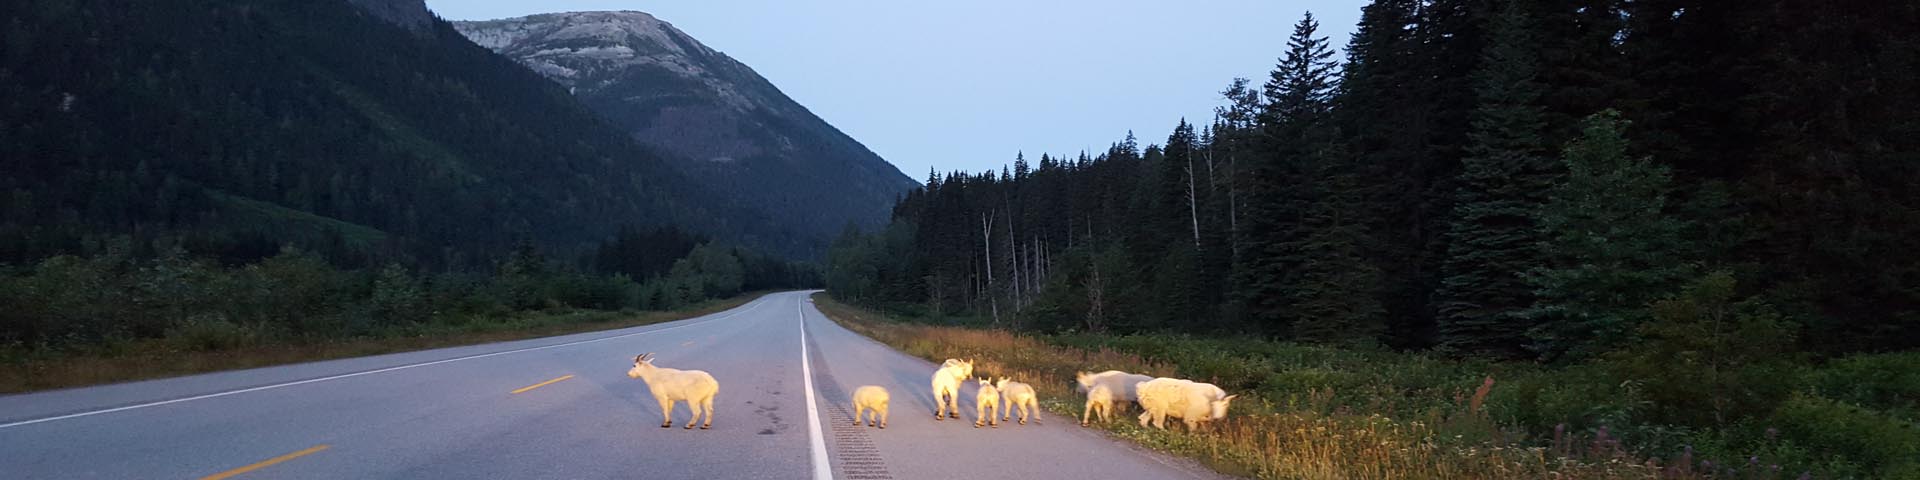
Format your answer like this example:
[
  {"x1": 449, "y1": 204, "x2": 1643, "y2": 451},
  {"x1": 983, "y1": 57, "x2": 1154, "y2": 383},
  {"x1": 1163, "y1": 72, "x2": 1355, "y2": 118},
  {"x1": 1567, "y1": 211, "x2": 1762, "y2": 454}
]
[{"x1": 0, "y1": 291, "x2": 1224, "y2": 479}]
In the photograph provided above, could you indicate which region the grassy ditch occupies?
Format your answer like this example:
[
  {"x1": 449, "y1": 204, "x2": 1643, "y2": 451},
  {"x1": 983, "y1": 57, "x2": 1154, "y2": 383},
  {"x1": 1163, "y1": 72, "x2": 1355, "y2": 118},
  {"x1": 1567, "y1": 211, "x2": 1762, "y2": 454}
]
[
  {"x1": 812, "y1": 294, "x2": 1895, "y2": 480},
  {"x1": 0, "y1": 294, "x2": 756, "y2": 394}
]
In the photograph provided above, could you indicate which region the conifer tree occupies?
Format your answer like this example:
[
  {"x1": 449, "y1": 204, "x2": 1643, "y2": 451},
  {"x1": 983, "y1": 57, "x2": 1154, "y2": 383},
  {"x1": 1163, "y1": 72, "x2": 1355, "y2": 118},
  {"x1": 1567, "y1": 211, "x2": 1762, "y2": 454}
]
[
  {"x1": 1335, "y1": 0, "x2": 1429, "y2": 346},
  {"x1": 1526, "y1": 111, "x2": 1693, "y2": 360},
  {"x1": 1233, "y1": 12, "x2": 1340, "y2": 336},
  {"x1": 1434, "y1": 0, "x2": 1556, "y2": 358},
  {"x1": 1284, "y1": 140, "x2": 1387, "y2": 345}
]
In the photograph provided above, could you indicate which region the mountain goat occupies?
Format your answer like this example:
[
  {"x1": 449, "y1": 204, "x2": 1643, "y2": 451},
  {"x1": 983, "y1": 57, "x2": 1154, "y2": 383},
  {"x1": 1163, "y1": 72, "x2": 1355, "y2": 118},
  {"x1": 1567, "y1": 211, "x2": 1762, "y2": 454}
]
[
  {"x1": 1076, "y1": 370, "x2": 1154, "y2": 412},
  {"x1": 973, "y1": 378, "x2": 1001, "y2": 428},
  {"x1": 1134, "y1": 378, "x2": 1236, "y2": 431},
  {"x1": 994, "y1": 377, "x2": 1038, "y2": 425},
  {"x1": 931, "y1": 358, "x2": 973, "y2": 420},
  {"x1": 1082, "y1": 384, "x2": 1115, "y2": 426},
  {"x1": 851, "y1": 385, "x2": 890, "y2": 429},
  {"x1": 627, "y1": 353, "x2": 719, "y2": 430}
]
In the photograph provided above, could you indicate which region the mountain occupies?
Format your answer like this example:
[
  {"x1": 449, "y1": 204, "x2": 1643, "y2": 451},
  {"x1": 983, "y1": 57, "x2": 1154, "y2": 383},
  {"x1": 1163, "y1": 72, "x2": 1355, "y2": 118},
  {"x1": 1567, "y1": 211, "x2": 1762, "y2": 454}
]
[
  {"x1": 0, "y1": 0, "x2": 813, "y2": 266},
  {"x1": 451, "y1": 12, "x2": 919, "y2": 246}
]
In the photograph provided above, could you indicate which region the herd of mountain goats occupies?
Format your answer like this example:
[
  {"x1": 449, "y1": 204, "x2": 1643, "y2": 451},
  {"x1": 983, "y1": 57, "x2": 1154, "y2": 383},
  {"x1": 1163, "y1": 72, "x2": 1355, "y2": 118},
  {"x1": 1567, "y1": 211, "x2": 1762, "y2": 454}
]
[{"x1": 626, "y1": 354, "x2": 1236, "y2": 432}]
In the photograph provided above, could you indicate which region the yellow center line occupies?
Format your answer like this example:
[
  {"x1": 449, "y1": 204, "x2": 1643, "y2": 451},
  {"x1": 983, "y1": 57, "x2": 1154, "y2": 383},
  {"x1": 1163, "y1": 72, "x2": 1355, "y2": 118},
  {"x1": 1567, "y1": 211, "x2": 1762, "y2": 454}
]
[
  {"x1": 510, "y1": 374, "x2": 575, "y2": 394},
  {"x1": 200, "y1": 444, "x2": 329, "y2": 480}
]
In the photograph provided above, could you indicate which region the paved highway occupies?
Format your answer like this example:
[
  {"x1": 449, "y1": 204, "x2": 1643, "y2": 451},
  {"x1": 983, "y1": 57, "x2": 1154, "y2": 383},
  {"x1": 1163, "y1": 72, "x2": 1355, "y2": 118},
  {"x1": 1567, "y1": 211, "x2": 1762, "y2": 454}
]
[{"x1": 0, "y1": 291, "x2": 1222, "y2": 479}]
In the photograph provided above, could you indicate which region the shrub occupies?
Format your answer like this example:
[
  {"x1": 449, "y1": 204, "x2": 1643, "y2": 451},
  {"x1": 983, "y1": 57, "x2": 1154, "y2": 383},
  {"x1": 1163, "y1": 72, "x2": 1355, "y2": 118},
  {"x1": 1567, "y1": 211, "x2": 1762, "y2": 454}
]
[
  {"x1": 1807, "y1": 351, "x2": 1920, "y2": 419},
  {"x1": 1607, "y1": 272, "x2": 1800, "y2": 427},
  {"x1": 165, "y1": 314, "x2": 264, "y2": 351},
  {"x1": 370, "y1": 263, "x2": 428, "y2": 325},
  {"x1": 1769, "y1": 393, "x2": 1920, "y2": 477}
]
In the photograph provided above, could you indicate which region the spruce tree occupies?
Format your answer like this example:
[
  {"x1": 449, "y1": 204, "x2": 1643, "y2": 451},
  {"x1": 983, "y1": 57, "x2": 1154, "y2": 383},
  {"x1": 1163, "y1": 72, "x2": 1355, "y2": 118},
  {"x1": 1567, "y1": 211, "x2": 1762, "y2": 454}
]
[
  {"x1": 1336, "y1": 0, "x2": 1431, "y2": 347},
  {"x1": 1153, "y1": 121, "x2": 1209, "y2": 326},
  {"x1": 1233, "y1": 12, "x2": 1340, "y2": 336},
  {"x1": 1284, "y1": 139, "x2": 1387, "y2": 345},
  {"x1": 1525, "y1": 110, "x2": 1694, "y2": 360},
  {"x1": 1434, "y1": 0, "x2": 1556, "y2": 358}
]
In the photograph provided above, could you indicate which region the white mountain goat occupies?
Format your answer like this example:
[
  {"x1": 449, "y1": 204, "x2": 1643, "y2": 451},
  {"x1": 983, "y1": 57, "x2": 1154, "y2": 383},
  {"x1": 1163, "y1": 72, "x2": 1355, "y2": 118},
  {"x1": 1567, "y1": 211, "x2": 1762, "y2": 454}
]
[
  {"x1": 851, "y1": 385, "x2": 890, "y2": 429},
  {"x1": 1134, "y1": 378, "x2": 1236, "y2": 431},
  {"x1": 973, "y1": 378, "x2": 1001, "y2": 428},
  {"x1": 994, "y1": 377, "x2": 1038, "y2": 425},
  {"x1": 1082, "y1": 384, "x2": 1115, "y2": 426},
  {"x1": 930, "y1": 358, "x2": 973, "y2": 420},
  {"x1": 1076, "y1": 370, "x2": 1154, "y2": 413},
  {"x1": 627, "y1": 353, "x2": 718, "y2": 430}
]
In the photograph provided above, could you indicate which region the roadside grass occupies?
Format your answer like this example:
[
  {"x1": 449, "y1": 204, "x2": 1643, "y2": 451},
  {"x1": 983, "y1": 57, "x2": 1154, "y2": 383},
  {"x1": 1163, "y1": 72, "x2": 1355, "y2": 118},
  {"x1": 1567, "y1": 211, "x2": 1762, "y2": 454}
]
[
  {"x1": 813, "y1": 294, "x2": 1735, "y2": 480},
  {"x1": 0, "y1": 294, "x2": 757, "y2": 394}
]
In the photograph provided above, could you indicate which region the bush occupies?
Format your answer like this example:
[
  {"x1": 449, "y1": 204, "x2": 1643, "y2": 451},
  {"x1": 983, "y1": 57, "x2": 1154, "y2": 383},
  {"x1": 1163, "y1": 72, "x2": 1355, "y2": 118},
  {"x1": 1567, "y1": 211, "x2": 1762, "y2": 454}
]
[
  {"x1": 1607, "y1": 272, "x2": 1800, "y2": 427},
  {"x1": 165, "y1": 314, "x2": 265, "y2": 351},
  {"x1": 1769, "y1": 393, "x2": 1920, "y2": 478},
  {"x1": 1807, "y1": 351, "x2": 1920, "y2": 419}
]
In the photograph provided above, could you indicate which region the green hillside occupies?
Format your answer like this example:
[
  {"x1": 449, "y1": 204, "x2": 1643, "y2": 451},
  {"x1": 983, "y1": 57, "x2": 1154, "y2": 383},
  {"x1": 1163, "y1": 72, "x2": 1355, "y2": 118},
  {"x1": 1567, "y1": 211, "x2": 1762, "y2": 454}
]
[{"x1": 0, "y1": 0, "x2": 811, "y2": 267}]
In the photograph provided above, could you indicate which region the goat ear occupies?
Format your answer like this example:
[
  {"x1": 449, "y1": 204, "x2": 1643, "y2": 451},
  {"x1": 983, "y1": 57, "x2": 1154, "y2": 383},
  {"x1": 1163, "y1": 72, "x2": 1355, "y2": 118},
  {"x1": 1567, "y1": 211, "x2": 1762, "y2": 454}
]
[
  {"x1": 634, "y1": 354, "x2": 644, "y2": 363},
  {"x1": 1224, "y1": 395, "x2": 1238, "y2": 402}
]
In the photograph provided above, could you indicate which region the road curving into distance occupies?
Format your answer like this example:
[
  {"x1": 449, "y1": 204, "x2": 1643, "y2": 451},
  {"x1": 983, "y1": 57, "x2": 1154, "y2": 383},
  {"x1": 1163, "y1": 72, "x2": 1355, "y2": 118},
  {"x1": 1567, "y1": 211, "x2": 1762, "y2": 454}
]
[{"x1": 0, "y1": 291, "x2": 1222, "y2": 479}]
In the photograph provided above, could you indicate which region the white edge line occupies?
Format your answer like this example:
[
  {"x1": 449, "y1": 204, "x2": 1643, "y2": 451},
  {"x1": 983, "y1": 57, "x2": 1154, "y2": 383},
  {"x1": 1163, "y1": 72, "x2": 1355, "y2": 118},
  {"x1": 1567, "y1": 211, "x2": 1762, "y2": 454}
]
[
  {"x1": 798, "y1": 293, "x2": 835, "y2": 480},
  {"x1": 0, "y1": 295, "x2": 774, "y2": 430}
]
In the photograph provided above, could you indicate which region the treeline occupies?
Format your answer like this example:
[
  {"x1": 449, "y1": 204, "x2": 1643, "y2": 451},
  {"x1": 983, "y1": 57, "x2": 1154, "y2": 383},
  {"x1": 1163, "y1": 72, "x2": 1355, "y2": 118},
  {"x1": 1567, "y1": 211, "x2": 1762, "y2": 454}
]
[
  {"x1": 831, "y1": 0, "x2": 1918, "y2": 359},
  {"x1": 828, "y1": 1, "x2": 1919, "y2": 474},
  {"x1": 0, "y1": 230, "x2": 818, "y2": 351}
]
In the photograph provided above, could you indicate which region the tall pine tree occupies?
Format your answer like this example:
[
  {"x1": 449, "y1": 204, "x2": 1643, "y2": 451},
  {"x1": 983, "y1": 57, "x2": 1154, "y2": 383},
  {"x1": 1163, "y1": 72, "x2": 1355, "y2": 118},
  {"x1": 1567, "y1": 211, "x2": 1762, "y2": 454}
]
[
  {"x1": 1336, "y1": 0, "x2": 1434, "y2": 347},
  {"x1": 1285, "y1": 137, "x2": 1387, "y2": 345},
  {"x1": 1234, "y1": 12, "x2": 1340, "y2": 336},
  {"x1": 1434, "y1": 0, "x2": 1557, "y2": 358}
]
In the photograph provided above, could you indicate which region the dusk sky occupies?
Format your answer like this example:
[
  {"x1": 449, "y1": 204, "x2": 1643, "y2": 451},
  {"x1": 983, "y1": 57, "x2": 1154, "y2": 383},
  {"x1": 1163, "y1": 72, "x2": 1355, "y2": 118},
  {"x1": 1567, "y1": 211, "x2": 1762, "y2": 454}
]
[{"x1": 427, "y1": 1, "x2": 1366, "y2": 181}]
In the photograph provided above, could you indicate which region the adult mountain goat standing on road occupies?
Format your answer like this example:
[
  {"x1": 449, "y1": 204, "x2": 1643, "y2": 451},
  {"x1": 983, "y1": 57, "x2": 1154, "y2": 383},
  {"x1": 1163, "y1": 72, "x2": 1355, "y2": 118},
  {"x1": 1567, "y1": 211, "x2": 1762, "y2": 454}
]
[
  {"x1": 1076, "y1": 370, "x2": 1154, "y2": 412},
  {"x1": 931, "y1": 358, "x2": 973, "y2": 420},
  {"x1": 1134, "y1": 378, "x2": 1236, "y2": 431},
  {"x1": 628, "y1": 353, "x2": 719, "y2": 430}
]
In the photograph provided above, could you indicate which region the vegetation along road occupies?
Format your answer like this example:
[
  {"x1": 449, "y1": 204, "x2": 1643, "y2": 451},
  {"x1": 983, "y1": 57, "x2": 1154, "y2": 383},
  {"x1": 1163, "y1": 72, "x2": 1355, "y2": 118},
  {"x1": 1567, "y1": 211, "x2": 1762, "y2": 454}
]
[{"x1": 0, "y1": 292, "x2": 1221, "y2": 479}]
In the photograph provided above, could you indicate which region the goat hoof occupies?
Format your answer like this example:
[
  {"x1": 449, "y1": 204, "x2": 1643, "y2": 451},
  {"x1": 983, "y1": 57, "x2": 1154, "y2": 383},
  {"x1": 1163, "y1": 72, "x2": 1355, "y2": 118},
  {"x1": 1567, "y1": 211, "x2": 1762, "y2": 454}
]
[
  {"x1": 1020, "y1": 420, "x2": 1027, "y2": 425},
  {"x1": 684, "y1": 425, "x2": 693, "y2": 429},
  {"x1": 660, "y1": 424, "x2": 671, "y2": 428},
  {"x1": 700, "y1": 425, "x2": 710, "y2": 430},
  {"x1": 878, "y1": 424, "x2": 886, "y2": 429}
]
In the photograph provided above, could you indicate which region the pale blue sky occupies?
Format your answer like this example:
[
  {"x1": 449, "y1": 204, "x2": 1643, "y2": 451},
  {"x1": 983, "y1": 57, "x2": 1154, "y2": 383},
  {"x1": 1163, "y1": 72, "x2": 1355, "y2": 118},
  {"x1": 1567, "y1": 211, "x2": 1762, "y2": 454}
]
[{"x1": 428, "y1": 1, "x2": 1366, "y2": 180}]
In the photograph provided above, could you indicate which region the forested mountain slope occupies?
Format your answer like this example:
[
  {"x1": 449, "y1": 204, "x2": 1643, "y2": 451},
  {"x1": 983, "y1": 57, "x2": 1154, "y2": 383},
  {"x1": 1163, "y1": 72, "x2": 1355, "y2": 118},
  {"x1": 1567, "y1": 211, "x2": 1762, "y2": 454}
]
[
  {"x1": 454, "y1": 11, "x2": 919, "y2": 248},
  {"x1": 0, "y1": 0, "x2": 813, "y2": 267}
]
